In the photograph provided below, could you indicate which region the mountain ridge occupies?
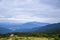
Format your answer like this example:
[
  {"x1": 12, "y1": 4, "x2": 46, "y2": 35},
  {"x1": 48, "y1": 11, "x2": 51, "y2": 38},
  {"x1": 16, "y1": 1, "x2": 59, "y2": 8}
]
[
  {"x1": 0, "y1": 21, "x2": 49, "y2": 33},
  {"x1": 35, "y1": 23, "x2": 60, "y2": 33}
]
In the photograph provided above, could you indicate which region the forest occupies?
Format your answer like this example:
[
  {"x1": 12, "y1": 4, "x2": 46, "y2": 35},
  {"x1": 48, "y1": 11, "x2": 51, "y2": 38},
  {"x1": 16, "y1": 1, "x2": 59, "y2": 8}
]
[{"x1": 0, "y1": 32, "x2": 60, "y2": 40}]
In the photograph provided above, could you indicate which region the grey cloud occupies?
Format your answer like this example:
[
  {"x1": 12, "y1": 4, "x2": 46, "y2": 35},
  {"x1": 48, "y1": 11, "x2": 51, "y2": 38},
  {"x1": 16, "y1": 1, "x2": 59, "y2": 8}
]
[
  {"x1": 0, "y1": 0, "x2": 60, "y2": 23},
  {"x1": 40, "y1": 0, "x2": 60, "y2": 8}
]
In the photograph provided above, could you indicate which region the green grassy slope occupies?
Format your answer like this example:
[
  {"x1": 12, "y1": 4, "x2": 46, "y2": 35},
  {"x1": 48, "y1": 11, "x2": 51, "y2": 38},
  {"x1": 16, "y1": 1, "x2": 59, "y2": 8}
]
[{"x1": 0, "y1": 36, "x2": 54, "y2": 40}]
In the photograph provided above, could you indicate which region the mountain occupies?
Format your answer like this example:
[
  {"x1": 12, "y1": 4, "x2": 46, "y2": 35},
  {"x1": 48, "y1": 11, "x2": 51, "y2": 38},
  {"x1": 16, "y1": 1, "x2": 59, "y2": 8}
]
[
  {"x1": 17, "y1": 22, "x2": 49, "y2": 29},
  {"x1": 35, "y1": 23, "x2": 60, "y2": 33},
  {"x1": 0, "y1": 21, "x2": 49, "y2": 32},
  {"x1": 0, "y1": 27, "x2": 11, "y2": 34},
  {"x1": 14, "y1": 22, "x2": 49, "y2": 32},
  {"x1": 0, "y1": 22, "x2": 22, "y2": 30}
]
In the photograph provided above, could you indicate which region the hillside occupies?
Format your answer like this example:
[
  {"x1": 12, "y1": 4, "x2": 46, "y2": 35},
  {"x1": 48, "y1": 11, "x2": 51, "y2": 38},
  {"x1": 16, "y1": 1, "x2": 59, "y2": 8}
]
[
  {"x1": 35, "y1": 23, "x2": 60, "y2": 33},
  {"x1": 14, "y1": 22, "x2": 49, "y2": 32},
  {"x1": 0, "y1": 27, "x2": 11, "y2": 34},
  {"x1": 0, "y1": 21, "x2": 49, "y2": 32}
]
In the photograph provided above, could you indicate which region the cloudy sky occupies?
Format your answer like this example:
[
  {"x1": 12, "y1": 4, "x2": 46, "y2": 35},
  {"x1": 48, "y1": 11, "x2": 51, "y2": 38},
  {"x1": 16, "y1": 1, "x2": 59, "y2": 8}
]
[{"x1": 0, "y1": 0, "x2": 60, "y2": 23}]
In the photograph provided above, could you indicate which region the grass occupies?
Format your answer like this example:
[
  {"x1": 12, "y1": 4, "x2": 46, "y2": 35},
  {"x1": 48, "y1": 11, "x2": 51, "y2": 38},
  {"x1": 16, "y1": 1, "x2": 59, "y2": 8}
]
[{"x1": 0, "y1": 36, "x2": 55, "y2": 40}]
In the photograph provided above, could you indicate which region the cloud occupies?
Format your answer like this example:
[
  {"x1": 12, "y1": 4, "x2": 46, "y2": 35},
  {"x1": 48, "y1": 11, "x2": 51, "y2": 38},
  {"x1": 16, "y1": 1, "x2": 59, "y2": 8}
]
[
  {"x1": 40, "y1": 0, "x2": 60, "y2": 8},
  {"x1": 0, "y1": 15, "x2": 49, "y2": 23},
  {"x1": 0, "y1": 15, "x2": 5, "y2": 18},
  {"x1": 0, "y1": 0, "x2": 60, "y2": 23},
  {"x1": 0, "y1": 15, "x2": 60, "y2": 23}
]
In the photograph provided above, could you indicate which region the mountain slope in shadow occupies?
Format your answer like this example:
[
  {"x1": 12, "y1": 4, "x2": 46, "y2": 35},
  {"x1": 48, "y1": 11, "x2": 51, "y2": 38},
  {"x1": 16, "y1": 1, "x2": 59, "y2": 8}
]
[
  {"x1": 35, "y1": 23, "x2": 60, "y2": 33},
  {"x1": 0, "y1": 27, "x2": 12, "y2": 34}
]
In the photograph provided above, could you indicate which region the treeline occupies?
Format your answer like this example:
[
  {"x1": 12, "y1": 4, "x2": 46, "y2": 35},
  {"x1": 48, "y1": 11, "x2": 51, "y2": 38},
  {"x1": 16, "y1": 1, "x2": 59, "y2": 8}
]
[{"x1": 0, "y1": 32, "x2": 60, "y2": 38}]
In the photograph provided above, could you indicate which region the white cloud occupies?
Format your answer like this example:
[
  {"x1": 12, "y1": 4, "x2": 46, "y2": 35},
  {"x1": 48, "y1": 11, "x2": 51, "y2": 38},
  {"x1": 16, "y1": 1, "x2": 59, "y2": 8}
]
[
  {"x1": 0, "y1": 15, "x2": 60, "y2": 23},
  {"x1": 0, "y1": 0, "x2": 60, "y2": 23}
]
